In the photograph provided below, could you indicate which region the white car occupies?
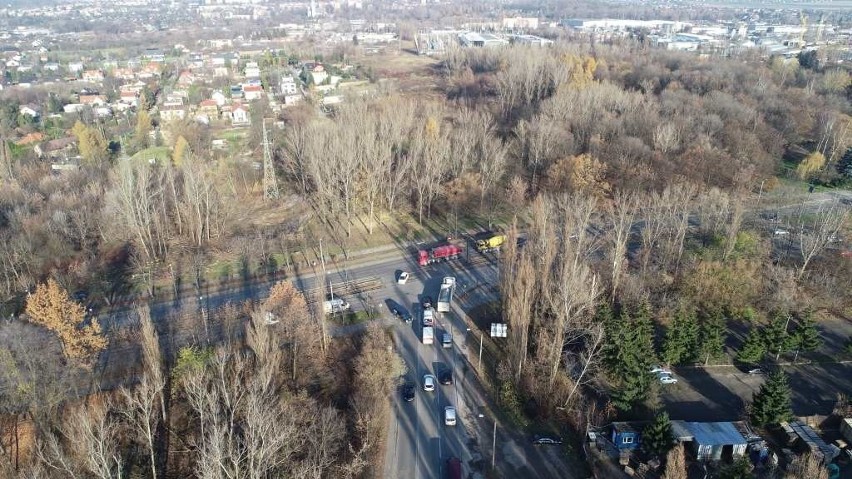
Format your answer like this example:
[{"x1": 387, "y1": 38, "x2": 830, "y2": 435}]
[
  {"x1": 659, "y1": 375, "x2": 678, "y2": 385},
  {"x1": 650, "y1": 365, "x2": 671, "y2": 375},
  {"x1": 423, "y1": 374, "x2": 436, "y2": 392},
  {"x1": 774, "y1": 229, "x2": 789, "y2": 236},
  {"x1": 444, "y1": 406, "x2": 457, "y2": 426},
  {"x1": 397, "y1": 272, "x2": 410, "y2": 285}
]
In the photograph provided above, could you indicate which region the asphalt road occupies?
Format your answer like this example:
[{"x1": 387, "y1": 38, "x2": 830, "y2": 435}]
[{"x1": 382, "y1": 259, "x2": 498, "y2": 479}]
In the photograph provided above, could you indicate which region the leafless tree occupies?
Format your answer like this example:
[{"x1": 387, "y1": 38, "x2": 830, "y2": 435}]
[
  {"x1": 795, "y1": 201, "x2": 849, "y2": 279},
  {"x1": 64, "y1": 401, "x2": 124, "y2": 479},
  {"x1": 785, "y1": 453, "x2": 829, "y2": 479},
  {"x1": 119, "y1": 307, "x2": 165, "y2": 479},
  {"x1": 606, "y1": 190, "x2": 637, "y2": 301},
  {"x1": 662, "y1": 443, "x2": 687, "y2": 479},
  {"x1": 501, "y1": 223, "x2": 535, "y2": 384}
]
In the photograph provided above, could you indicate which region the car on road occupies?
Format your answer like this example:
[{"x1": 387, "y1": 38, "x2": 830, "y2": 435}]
[
  {"x1": 422, "y1": 296, "x2": 433, "y2": 309},
  {"x1": 402, "y1": 384, "x2": 415, "y2": 402},
  {"x1": 532, "y1": 435, "x2": 563, "y2": 446},
  {"x1": 392, "y1": 306, "x2": 412, "y2": 324},
  {"x1": 439, "y1": 369, "x2": 453, "y2": 385},
  {"x1": 444, "y1": 406, "x2": 457, "y2": 426},
  {"x1": 397, "y1": 271, "x2": 410, "y2": 284},
  {"x1": 659, "y1": 375, "x2": 678, "y2": 384},
  {"x1": 442, "y1": 332, "x2": 452, "y2": 348},
  {"x1": 423, "y1": 374, "x2": 436, "y2": 392},
  {"x1": 774, "y1": 229, "x2": 790, "y2": 236},
  {"x1": 650, "y1": 365, "x2": 671, "y2": 375}
]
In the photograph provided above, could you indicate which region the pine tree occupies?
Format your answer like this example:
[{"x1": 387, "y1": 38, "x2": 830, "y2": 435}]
[
  {"x1": 663, "y1": 305, "x2": 699, "y2": 365},
  {"x1": 642, "y1": 411, "x2": 674, "y2": 459},
  {"x1": 791, "y1": 314, "x2": 822, "y2": 362},
  {"x1": 764, "y1": 313, "x2": 795, "y2": 360},
  {"x1": 719, "y1": 456, "x2": 753, "y2": 479},
  {"x1": 750, "y1": 370, "x2": 793, "y2": 427},
  {"x1": 699, "y1": 309, "x2": 727, "y2": 365},
  {"x1": 607, "y1": 302, "x2": 656, "y2": 411},
  {"x1": 737, "y1": 327, "x2": 766, "y2": 365}
]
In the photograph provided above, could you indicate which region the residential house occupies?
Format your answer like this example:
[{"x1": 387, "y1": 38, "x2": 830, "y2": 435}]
[
  {"x1": 243, "y1": 84, "x2": 264, "y2": 101},
  {"x1": 211, "y1": 91, "x2": 227, "y2": 106},
  {"x1": 177, "y1": 71, "x2": 196, "y2": 86},
  {"x1": 213, "y1": 66, "x2": 230, "y2": 77},
  {"x1": 280, "y1": 77, "x2": 298, "y2": 95},
  {"x1": 611, "y1": 423, "x2": 640, "y2": 451},
  {"x1": 160, "y1": 104, "x2": 187, "y2": 122},
  {"x1": 19, "y1": 104, "x2": 40, "y2": 119},
  {"x1": 119, "y1": 89, "x2": 140, "y2": 106},
  {"x1": 43, "y1": 62, "x2": 60, "y2": 72},
  {"x1": 230, "y1": 103, "x2": 250, "y2": 126},
  {"x1": 310, "y1": 64, "x2": 328, "y2": 85},
  {"x1": 82, "y1": 70, "x2": 105, "y2": 82},
  {"x1": 34, "y1": 136, "x2": 76, "y2": 159},
  {"x1": 63, "y1": 104, "x2": 85, "y2": 114},
  {"x1": 79, "y1": 94, "x2": 107, "y2": 106},
  {"x1": 283, "y1": 94, "x2": 303, "y2": 106},
  {"x1": 68, "y1": 62, "x2": 84, "y2": 73},
  {"x1": 244, "y1": 61, "x2": 260, "y2": 78},
  {"x1": 198, "y1": 99, "x2": 219, "y2": 118},
  {"x1": 112, "y1": 67, "x2": 135, "y2": 80},
  {"x1": 142, "y1": 49, "x2": 165, "y2": 63},
  {"x1": 188, "y1": 53, "x2": 204, "y2": 69},
  {"x1": 138, "y1": 63, "x2": 162, "y2": 79}
]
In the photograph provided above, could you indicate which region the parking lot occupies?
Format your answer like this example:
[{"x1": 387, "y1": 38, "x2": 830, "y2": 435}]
[{"x1": 662, "y1": 363, "x2": 852, "y2": 422}]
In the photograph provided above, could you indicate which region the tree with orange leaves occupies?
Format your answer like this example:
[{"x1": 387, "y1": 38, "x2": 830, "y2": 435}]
[{"x1": 25, "y1": 279, "x2": 107, "y2": 366}]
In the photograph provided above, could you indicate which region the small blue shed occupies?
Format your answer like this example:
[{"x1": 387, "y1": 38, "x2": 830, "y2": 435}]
[{"x1": 611, "y1": 422, "x2": 640, "y2": 450}]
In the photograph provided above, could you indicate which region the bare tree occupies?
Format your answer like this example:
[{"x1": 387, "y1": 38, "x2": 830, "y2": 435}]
[
  {"x1": 784, "y1": 453, "x2": 829, "y2": 479},
  {"x1": 63, "y1": 401, "x2": 124, "y2": 479},
  {"x1": 662, "y1": 443, "x2": 687, "y2": 479},
  {"x1": 119, "y1": 307, "x2": 165, "y2": 479},
  {"x1": 501, "y1": 223, "x2": 535, "y2": 384},
  {"x1": 606, "y1": 190, "x2": 637, "y2": 301},
  {"x1": 796, "y1": 201, "x2": 849, "y2": 279}
]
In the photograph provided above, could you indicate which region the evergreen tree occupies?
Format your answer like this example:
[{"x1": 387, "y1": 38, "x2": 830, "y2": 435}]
[
  {"x1": 750, "y1": 370, "x2": 793, "y2": 427},
  {"x1": 837, "y1": 147, "x2": 852, "y2": 178},
  {"x1": 606, "y1": 302, "x2": 656, "y2": 411},
  {"x1": 764, "y1": 313, "x2": 795, "y2": 360},
  {"x1": 662, "y1": 305, "x2": 699, "y2": 365},
  {"x1": 719, "y1": 456, "x2": 753, "y2": 479},
  {"x1": 642, "y1": 411, "x2": 674, "y2": 459},
  {"x1": 737, "y1": 327, "x2": 766, "y2": 365},
  {"x1": 791, "y1": 314, "x2": 822, "y2": 362},
  {"x1": 699, "y1": 309, "x2": 727, "y2": 365}
]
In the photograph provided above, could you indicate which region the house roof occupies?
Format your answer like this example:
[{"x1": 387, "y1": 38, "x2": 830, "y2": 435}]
[
  {"x1": 199, "y1": 99, "x2": 218, "y2": 107},
  {"x1": 682, "y1": 422, "x2": 746, "y2": 447},
  {"x1": 612, "y1": 422, "x2": 640, "y2": 434},
  {"x1": 243, "y1": 85, "x2": 263, "y2": 92},
  {"x1": 16, "y1": 132, "x2": 44, "y2": 146},
  {"x1": 42, "y1": 136, "x2": 76, "y2": 152}
]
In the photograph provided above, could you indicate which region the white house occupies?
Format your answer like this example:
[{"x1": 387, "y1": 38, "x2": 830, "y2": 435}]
[
  {"x1": 280, "y1": 78, "x2": 298, "y2": 95},
  {"x1": 244, "y1": 61, "x2": 260, "y2": 78},
  {"x1": 231, "y1": 104, "x2": 250, "y2": 126},
  {"x1": 211, "y1": 91, "x2": 227, "y2": 106},
  {"x1": 68, "y1": 62, "x2": 84, "y2": 73},
  {"x1": 243, "y1": 84, "x2": 264, "y2": 101}
]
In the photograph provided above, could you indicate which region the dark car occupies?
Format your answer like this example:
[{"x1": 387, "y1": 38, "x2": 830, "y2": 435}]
[
  {"x1": 532, "y1": 435, "x2": 563, "y2": 446},
  {"x1": 422, "y1": 296, "x2": 433, "y2": 309},
  {"x1": 439, "y1": 369, "x2": 453, "y2": 385},
  {"x1": 402, "y1": 384, "x2": 415, "y2": 402},
  {"x1": 392, "y1": 307, "x2": 413, "y2": 324}
]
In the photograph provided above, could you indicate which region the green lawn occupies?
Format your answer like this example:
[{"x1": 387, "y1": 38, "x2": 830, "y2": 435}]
[{"x1": 130, "y1": 146, "x2": 171, "y2": 164}]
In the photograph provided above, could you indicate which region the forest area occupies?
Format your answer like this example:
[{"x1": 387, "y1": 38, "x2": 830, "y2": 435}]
[{"x1": 0, "y1": 37, "x2": 851, "y2": 477}]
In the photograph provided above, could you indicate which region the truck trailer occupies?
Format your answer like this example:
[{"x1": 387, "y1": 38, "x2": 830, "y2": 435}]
[
  {"x1": 475, "y1": 234, "x2": 506, "y2": 253},
  {"x1": 423, "y1": 326, "x2": 434, "y2": 345},
  {"x1": 418, "y1": 244, "x2": 463, "y2": 266},
  {"x1": 437, "y1": 276, "x2": 456, "y2": 313}
]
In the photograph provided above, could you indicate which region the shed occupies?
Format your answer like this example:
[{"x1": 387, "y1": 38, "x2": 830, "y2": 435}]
[
  {"x1": 683, "y1": 422, "x2": 747, "y2": 461},
  {"x1": 789, "y1": 421, "x2": 839, "y2": 463},
  {"x1": 611, "y1": 422, "x2": 640, "y2": 450}
]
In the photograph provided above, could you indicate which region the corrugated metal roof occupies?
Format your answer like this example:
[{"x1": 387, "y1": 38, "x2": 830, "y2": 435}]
[{"x1": 684, "y1": 422, "x2": 747, "y2": 447}]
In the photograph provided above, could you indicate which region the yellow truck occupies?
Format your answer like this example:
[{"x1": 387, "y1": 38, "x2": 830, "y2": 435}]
[{"x1": 475, "y1": 234, "x2": 506, "y2": 253}]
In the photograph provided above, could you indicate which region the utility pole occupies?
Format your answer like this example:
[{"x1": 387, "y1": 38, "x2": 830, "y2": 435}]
[
  {"x1": 491, "y1": 420, "x2": 497, "y2": 469},
  {"x1": 262, "y1": 119, "x2": 279, "y2": 200}
]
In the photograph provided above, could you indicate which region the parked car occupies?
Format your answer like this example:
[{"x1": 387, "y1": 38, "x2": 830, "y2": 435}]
[
  {"x1": 422, "y1": 296, "x2": 433, "y2": 309},
  {"x1": 649, "y1": 365, "x2": 671, "y2": 375},
  {"x1": 444, "y1": 406, "x2": 457, "y2": 426},
  {"x1": 423, "y1": 374, "x2": 436, "y2": 392},
  {"x1": 397, "y1": 271, "x2": 410, "y2": 285},
  {"x1": 402, "y1": 384, "x2": 415, "y2": 402},
  {"x1": 532, "y1": 435, "x2": 563, "y2": 446},
  {"x1": 392, "y1": 306, "x2": 412, "y2": 324},
  {"x1": 774, "y1": 229, "x2": 789, "y2": 236},
  {"x1": 439, "y1": 369, "x2": 453, "y2": 385},
  {"x1": 659, "y1": 375, "x2": 678, "y2": 384}
]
